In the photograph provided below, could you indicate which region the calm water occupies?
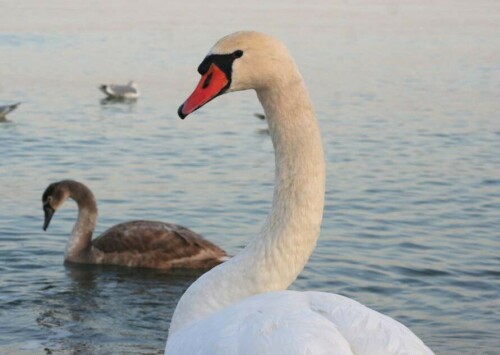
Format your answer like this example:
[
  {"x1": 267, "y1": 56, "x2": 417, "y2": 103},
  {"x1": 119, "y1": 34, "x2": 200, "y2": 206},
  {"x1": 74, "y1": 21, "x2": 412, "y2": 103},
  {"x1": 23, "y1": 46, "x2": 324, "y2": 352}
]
[{"x1": 1, "y1": 0, "x2": 499, "y2": 354}]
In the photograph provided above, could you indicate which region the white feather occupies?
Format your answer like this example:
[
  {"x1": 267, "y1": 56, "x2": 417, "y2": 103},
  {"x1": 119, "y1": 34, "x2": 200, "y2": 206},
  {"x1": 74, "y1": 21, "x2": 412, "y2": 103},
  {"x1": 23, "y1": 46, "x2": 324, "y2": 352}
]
[{"x1": 166, "y1": 291, "x2": 432, "y2": 355}]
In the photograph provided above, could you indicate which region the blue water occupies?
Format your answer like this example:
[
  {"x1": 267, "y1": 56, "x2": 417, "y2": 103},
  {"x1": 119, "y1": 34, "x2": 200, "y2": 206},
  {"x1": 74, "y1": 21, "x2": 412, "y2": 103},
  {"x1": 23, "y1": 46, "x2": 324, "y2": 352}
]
[{"x1": 1, "y1": 1, "x2": 499, "y2": 353}]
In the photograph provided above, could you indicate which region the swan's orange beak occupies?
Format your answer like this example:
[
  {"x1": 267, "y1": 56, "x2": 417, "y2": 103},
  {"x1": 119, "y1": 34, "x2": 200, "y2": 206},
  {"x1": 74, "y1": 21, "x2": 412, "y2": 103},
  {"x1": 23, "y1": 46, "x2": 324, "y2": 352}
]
[{"x1": 178, "y1": 64, "x2": 229, "y2": 119}]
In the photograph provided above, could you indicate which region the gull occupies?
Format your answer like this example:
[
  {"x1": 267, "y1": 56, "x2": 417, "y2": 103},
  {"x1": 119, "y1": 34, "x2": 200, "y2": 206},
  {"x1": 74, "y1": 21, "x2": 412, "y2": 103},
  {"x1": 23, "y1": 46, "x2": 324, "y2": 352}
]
[
  {"x1": 99, "y1": 81, "x2": 139, "y2": 99},
  {"x1": 0, "y1": 102, "x2": 21, "y2": 121}
]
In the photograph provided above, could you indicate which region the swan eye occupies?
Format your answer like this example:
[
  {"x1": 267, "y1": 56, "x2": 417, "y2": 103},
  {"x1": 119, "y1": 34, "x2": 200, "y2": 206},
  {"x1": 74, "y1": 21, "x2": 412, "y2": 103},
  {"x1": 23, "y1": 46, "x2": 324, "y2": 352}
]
[
  {"x1": 233, "y1": 50, "x2": 243, "y2": 58},
  {"x1": 47, "y1": 196, "x2": 53, "y2": 203}
]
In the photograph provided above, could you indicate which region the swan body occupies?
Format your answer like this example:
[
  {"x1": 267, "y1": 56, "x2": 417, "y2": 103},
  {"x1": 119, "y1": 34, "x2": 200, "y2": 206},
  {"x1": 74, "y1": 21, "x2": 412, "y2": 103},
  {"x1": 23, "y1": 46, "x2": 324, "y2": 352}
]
[
  {"x1": 0, "y1": 102, "x2": 21, "y2": 120},
  {"x1": 166, "y1": 31, "x2": 433, "y2": 354},
  {"x1": 99, "y1": 81, "x2": 139, "y2": 99},
  {"x1": 168, "y1": 291, "x2": 430, "y2": 355},
  {"x1": 42, "y1": 180, "x2": 227, "y2": 269}
]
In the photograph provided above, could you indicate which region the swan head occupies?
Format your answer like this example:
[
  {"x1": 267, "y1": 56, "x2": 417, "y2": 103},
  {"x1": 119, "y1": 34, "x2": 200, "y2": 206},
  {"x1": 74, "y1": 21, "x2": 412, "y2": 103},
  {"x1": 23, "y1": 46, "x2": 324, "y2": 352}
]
[
  {"x1": 178, "y1": 31, "x2": 296, "y2": 118},
  {"x1": 41, "y1": 181, "x2": 71, "y2": 231}
]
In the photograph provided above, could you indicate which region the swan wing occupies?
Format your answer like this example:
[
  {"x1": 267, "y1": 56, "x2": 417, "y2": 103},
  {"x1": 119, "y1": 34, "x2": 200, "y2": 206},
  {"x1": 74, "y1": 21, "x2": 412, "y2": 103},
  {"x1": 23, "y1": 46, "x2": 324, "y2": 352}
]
[
  {"x1": 166, "y1": 291, "x2": 433, "y2": 355},
  {"x1": 91, "y1": 221, "x2": 227, "y2": 268}
]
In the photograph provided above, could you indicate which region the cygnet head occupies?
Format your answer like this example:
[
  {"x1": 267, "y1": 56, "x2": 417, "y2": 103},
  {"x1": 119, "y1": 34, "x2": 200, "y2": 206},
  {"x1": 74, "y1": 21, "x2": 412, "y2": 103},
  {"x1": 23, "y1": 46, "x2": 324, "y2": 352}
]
[
  {"x1": 178, "y1": 31, "x2": 297, "y2": 119},
  {"x1": 41, "y1": 181, "x2": 72, "y2": 231}
]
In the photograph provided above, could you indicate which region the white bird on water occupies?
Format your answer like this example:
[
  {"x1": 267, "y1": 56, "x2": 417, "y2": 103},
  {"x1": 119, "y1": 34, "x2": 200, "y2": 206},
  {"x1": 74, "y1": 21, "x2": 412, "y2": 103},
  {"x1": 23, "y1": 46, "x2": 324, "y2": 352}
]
[
  {"x1": 99, "y1": 81, "x2": 139, "y2": 99},
  {"x1": 165, "y1": 31, "x2": 434, "y2": 355},
  {"x1": 0, "y1": 102, "x2": 21, "y2": 121}
]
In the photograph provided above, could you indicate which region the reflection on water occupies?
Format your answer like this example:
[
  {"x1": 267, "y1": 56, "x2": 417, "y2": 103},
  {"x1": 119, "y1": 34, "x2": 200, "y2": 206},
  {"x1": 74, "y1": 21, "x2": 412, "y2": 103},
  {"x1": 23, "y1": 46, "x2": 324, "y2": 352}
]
[
  {"x1": 19, "y1": 264, "x2": 200, "y2": 354},
  {"x1": 1, "y1": 0, "x2": 499, "y2": 353},
  {"x1": 99, "y1": 97, "x2": 138, "y2": 106}
]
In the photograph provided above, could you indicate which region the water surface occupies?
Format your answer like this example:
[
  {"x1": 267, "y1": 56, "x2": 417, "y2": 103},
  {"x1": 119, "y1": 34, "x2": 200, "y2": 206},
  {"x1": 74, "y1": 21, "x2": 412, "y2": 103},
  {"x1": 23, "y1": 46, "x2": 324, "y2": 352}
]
[{"x1": 1, "y1": 0, "x2": 499, "y2": 353}]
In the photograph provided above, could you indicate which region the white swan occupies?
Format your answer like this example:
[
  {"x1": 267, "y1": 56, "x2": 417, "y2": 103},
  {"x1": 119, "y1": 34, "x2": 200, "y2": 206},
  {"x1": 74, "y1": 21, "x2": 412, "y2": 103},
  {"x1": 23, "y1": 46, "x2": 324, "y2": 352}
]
[{"x1": 166, "y1": 31, "x2": 434, "y2": 355}]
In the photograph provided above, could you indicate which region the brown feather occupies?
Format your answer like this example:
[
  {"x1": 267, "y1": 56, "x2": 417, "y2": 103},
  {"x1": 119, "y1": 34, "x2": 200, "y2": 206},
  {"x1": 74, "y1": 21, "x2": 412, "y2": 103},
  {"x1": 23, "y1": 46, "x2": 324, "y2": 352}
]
[
  {"x1": 89, "y1": 220, "x2": 228, "y2": 269},
  {"x1": 44, "y1": 180, "x2": 227, "y2": 270}
]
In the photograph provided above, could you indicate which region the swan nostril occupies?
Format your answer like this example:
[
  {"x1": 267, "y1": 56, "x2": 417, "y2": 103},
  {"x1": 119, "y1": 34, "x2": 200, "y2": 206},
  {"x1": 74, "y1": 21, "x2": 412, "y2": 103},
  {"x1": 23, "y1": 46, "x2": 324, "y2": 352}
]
[{"x1": 202, "y1": 72, "x2": 213, "y2": 89}]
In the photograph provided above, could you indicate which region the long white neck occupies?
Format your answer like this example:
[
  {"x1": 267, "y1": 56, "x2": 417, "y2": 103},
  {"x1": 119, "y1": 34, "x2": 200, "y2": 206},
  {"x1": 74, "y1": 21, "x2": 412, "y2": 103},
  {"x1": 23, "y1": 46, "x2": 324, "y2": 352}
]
[
  {"x1": 168, "y1": 73, "x2": 325, "y2": 336},
  {"x1": 63, "y1": 182, "x2": 98, "y2": 262}
]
